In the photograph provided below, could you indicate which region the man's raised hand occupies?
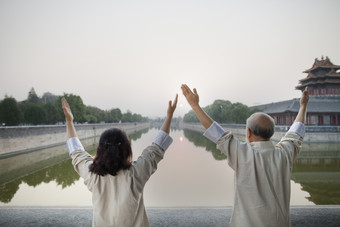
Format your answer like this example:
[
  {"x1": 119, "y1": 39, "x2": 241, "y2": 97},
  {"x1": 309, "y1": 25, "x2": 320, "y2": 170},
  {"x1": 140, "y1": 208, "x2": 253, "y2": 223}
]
[
  {"x1": 181, "y1": 84, "x2": 199, "y2": 108},
  {"x1": 300, "y1": 87, "x2": 309, "y2": 107}
]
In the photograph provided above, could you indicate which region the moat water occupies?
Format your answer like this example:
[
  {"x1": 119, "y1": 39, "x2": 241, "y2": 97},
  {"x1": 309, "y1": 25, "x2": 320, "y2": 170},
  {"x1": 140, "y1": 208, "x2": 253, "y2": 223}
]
[{"x1": 0, "y1": 128, "x2": 339, "y2": 206}]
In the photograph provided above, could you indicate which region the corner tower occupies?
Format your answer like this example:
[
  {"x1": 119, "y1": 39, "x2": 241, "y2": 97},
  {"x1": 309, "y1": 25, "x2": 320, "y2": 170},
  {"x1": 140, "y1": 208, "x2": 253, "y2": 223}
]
[{"x1": 296, "y1": 56, "x2": 340, "y2": 96}]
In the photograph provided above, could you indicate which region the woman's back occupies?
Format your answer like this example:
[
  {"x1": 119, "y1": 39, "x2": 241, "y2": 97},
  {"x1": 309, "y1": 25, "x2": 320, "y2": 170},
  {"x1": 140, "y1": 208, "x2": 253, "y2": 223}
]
[
  {"x1": 91, "y1": 169, "x2": 148, "y2": 227},
  {"x1": 62, "y1": 95, "x2": 177, "y2": 227},
  {"x1": 70, "y1": 143, "x2": 166, "y2": 227}
]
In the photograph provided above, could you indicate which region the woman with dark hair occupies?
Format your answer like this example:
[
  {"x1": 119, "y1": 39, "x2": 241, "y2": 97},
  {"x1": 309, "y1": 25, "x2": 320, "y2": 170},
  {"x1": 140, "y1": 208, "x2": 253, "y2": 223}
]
[
  {"x1": 89, "y1": 128, "x2": 133, "y2": 177},
  {"x1": 62, "y1": 94, "x2": 177, "y2": 227}
]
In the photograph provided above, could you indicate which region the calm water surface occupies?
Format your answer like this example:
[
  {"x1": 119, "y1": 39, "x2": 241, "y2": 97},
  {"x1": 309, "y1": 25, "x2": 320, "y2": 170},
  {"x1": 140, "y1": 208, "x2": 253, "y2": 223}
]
[{"x1": 0, "y1": 128, "x2": 339, "y2": 206}]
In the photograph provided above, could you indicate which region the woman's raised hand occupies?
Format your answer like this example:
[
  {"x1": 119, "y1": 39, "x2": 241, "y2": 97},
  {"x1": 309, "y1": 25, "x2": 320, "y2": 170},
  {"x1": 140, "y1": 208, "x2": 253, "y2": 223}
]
[
  {"x1": 62, "y1": 98, "x2": 74, "y2": 122},
  {"x1": 167, "y1": 94, "x2": 178, "y2": 117}
]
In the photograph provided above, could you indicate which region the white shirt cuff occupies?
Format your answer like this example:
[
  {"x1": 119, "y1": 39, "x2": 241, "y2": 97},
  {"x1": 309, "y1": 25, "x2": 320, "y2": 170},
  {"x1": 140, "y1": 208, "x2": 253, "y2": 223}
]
[
  {"x1": 288, "y1": 122, "x2": 305, "y2": 138},
  {"x1": 66, "y1": 137, "x2": 85, "y2": 155},
  {"x1": 203, "y1": 121, "x2": 226, "y2": 143},
  {"x1": 153, "y1": 130, "x2": 173, "y2": 151}
]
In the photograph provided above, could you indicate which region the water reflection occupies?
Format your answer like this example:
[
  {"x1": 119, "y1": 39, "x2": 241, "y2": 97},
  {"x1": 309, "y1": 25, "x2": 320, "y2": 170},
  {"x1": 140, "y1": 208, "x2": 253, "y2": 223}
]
[
  {"x1": 292, "y1": 144, "x2": 340, "y2": 205},
  {"x1": 0, "y1": 128, "x2": 149, "y2": 204},
  {"x1": 129, "y1": 128, "x2": 149, "y2": 141},
  {"x1": 0, "y1": 159, "x2": 79, "y2": 203},
  {"x1": 183, "y1": 130, "x2": 227, "y2": 160},
  {"x1": 1, "y1": 127, "x2": 339, "y2": 206},
  {"x1": 182, "y1": 129, "x2": 340, "y2": 205}
]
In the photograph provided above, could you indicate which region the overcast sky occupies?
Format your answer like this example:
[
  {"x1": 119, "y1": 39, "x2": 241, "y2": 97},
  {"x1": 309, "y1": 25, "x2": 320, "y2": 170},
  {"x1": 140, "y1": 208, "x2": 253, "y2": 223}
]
[{"x1": 1, "y1": 0, "x2": 339, "y2": 118}]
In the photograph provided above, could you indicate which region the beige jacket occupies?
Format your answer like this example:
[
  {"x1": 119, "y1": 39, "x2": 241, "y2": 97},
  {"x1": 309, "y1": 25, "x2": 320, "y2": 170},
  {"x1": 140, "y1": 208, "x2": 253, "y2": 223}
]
[
  {"x1": 205, "y1": 122, "x2": 304, "y2": 227},
  {"x1": 67, "y1": 130, "x2": 172, "y2": 227}
]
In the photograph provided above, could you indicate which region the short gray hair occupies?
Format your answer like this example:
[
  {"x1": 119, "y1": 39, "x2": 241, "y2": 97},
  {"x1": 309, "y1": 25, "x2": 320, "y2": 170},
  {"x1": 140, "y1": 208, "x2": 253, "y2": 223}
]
[{"x1": 246, "y1": 113, "x2": 275, "y2": 140}]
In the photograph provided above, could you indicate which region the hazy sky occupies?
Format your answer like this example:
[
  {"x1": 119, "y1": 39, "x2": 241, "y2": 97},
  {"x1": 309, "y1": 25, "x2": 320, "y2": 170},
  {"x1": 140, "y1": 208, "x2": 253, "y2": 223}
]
[{"x1": 1, "y1": 0, "x2": 340, "y2": 118}]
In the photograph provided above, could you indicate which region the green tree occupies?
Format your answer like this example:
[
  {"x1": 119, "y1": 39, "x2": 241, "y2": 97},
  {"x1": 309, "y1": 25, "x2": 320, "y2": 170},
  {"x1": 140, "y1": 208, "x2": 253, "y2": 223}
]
[
  {"x1": 27, "y1": 87, "x2": 39, "y2": 103},
  {"x1": 86, "y1": 106, "x2": 103, "y2": 123},
  {"x1": 183, "y1": 109, "x2": 199, "y2": 122},
  {"x1": 56, "y1": 94, "x2": 86, "y2": 123},
  {"x1": 183, "y1": 99, "x2": 253, "y2": 124},
  {"x1": 0, "y1": 97, "x2": 21, "y2": 126},
  {"x1": 230, "y1": 103, "x2": 252, "y2": 124},
  {"x1": 109, "y1": 108, "x2": 122, "y2": 123},
  {"x1": 43, "y1": 103, "x2": 59, "y2": 124},
  {"x1": 122, "y1": 110, "x2": 133, "y2": 122},
  {"x1": 1, "y1": 91, "x2": 148, "y2": 125},
  {"x1": 205, "y1": 100, "x2": 232, "y2": 123},
  {"x1": 85, "y1": 115, "x2": 98, "y2": 123},
  {"x1": 22, "y1": 103, "x2": 46, "y2": 125},
  {"x1": 132, "y1": 113, "x2": 142, "y2": 122}
]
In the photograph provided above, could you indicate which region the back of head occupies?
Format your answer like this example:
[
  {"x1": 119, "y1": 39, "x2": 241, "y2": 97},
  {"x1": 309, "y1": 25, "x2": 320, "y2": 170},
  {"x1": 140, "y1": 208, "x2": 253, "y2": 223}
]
[
  {"x1": 246, "y1": 112, "x2": 275, "y2": 140},
  {"x1": 89, "y1": 128, "x2": 132, "y2": 176}
]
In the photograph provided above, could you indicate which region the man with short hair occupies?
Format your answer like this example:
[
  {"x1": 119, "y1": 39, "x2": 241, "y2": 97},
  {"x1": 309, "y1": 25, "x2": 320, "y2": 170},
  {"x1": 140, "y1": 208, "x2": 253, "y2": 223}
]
[{"x1": 181, "y1": 84, "x2": 309, "y2": 227}]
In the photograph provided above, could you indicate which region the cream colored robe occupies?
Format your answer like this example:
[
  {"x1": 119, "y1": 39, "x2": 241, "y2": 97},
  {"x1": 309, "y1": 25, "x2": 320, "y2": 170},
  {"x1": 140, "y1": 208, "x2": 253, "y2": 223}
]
[
  {"x1": 70, "y1": 144, "x2": 165, "y2": 227},
  {"x1": 205, "y1": 122, "x2": 304, "y2": 227}
]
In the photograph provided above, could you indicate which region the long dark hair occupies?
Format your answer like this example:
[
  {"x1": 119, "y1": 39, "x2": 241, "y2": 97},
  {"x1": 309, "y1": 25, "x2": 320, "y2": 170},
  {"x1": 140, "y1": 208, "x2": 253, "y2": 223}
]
[{"x1": 89, "y1": 128, "x2": 132, "y2": 176}]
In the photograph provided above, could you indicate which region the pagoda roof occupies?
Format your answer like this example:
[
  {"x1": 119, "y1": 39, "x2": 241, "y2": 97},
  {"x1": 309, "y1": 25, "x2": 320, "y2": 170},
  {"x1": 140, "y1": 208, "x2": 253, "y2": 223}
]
[
  {"x1": 296, "y1": 78, "x2": 340, "y2": 90},
  {"x1": 299, "y1": 70, "x2": 340, "y2": 83},
  {"x1": 296, "y1": 57, "x2": 340, "y2": 91},
  {"x1": 251, "y1": 96, "x2": 340, "y2": 114},
  {"x1": 303, "y1": 56, "x2": 340, "y2": 73}
]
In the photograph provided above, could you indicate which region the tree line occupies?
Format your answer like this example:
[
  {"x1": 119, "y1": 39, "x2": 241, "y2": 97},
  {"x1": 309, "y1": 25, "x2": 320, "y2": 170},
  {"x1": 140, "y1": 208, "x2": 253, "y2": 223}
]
[
  {"x1": 0, "y1": 88, "x2": 149, "y2": 126},
  {"x1": 183, "y1": 99, "x2": 254, "y2": 124}
]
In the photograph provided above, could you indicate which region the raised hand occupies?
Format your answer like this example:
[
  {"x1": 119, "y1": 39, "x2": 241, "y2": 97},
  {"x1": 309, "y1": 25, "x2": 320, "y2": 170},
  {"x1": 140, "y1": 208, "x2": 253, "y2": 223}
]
[
  {"x1": 62, "y1": 98, "x2": 74, "y2": 122},
  {"x1": 180, "y1": 84, "x2": 213, "y2": 129},
  {"x1": 167, "y1": 94, "x2": 178, "y2": 117},
  {"x1": 300, "y1": 87, "x2": 309, "y2": 107},
  {"x1": 181, "y1": 84, "x2": 199, "y2": 108},
  {"x1": 161, "y1": 94, "x2": 178, "y2": 134},
  {"x1": 294, "y1": 87, "x2": 309, "y2": 124}
]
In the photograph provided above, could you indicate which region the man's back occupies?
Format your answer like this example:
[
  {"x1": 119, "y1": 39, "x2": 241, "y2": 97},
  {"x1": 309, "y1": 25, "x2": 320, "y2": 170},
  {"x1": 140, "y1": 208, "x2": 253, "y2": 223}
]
[
  {"x1": 181, "y1": 84, "x2": 309, "y2": 227},
  {"x1": 215, "y1": 129, "x2": 303, "y2": 227}
]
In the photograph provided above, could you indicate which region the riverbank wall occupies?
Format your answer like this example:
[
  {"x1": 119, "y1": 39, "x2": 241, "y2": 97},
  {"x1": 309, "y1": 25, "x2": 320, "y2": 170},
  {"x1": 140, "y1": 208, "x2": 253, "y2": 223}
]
[
  {"x1": 180, "y1": 122, "x2": 340, "y2": 143},
  {"x1": 0, "y1": 122, "x2": 150, "y2": 158}
]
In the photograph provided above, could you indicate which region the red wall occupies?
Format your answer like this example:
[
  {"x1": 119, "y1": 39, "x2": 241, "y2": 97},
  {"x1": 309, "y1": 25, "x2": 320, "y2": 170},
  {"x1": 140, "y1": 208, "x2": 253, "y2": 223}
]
[
  {"x1": 308, "y1": 87, "x2": 340, "y2": 96},
  {"x1": 270, "y1": 113, "x2": 340, "y2": 126}
]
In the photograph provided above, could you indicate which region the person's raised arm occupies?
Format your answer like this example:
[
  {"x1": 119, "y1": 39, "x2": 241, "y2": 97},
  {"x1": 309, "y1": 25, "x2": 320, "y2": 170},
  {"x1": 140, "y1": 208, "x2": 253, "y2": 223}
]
[
  {"x1": 161, "y1": 94, "x2": 178, "y2": 134},
  {"x1": 131, "y1": 94, "x2": 178, "y2": 191},
  {"x1": 294, "y1": 87, "x2": 309, "y2": 124},
  {"x1": 62, "y1": 98, "x2": 78, "y2": 139},
  {"x1": 181, "y1": 84, "x2": 213, "y2": 129}
]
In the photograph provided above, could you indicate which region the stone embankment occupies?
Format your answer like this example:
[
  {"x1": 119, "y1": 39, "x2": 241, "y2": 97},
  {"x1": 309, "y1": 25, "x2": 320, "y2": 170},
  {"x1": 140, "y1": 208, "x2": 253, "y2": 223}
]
[
  {"x1": 1, "y1": 206, "x2": 339, "y2": 227},
  {"x1": 0, "y1": 122, "x2": 150, "y2": 158},
  {"x1": 180, "y1": 122, "x2": 340, "y2": 143}
]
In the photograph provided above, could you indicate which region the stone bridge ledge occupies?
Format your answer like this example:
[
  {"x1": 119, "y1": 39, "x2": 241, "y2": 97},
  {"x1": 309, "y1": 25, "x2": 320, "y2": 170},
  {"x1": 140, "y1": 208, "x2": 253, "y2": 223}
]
[{"x1": 0, "y1": 206, "x2": 339, "y2": 227}]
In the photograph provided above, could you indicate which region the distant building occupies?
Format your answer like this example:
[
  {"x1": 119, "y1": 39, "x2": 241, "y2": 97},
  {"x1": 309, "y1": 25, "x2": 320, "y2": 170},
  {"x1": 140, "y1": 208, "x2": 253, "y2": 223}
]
[{"x1": 252, "y1": 56, "x2": 340, "y2": 126}]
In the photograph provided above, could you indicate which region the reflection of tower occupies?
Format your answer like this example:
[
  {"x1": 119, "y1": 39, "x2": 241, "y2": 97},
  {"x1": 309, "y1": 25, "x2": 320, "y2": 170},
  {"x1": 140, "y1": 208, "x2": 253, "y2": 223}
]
[{"x1": 252, "y1": 56, "x2": 340, "y2": 126}]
